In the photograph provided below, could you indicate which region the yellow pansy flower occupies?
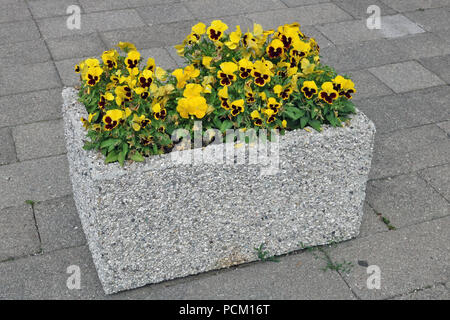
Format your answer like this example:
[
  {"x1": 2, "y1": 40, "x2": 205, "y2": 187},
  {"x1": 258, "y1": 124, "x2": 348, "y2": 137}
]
[
  {"x1": 238, "y1": 58, "x2": 253, "y2": 79},
  {"x1": 266, "y1": 39, "x2": 284, "y2": 59},
  {"x1": 230, "y1": 99, "x2": 244, "y2": 116},
  {"x1": 207, "y1": 20, "x2": 228, "y2": 41},
  {"x1": 138, "y1": 69, "x2": 153, "y2": 88},
  {"x1": 132, "y1": 114, "x2": 151, "y2": 131},
  {"x1": 218, "y1": 86, "x2": 230, "y2": 110},
  {"x1": 152, "y1": 103, "x2": 167, "y2": 120},
  {"x1": 217, "y1": 62, "x2": 238, "y2": 86},
  {"x1": 101, "y1": 50, "x2": 118, "y2": 69},
  {"x1": 319, "y1": 82, "x2": 338, "y2": 104},
  {"x1": 125, "y1": 50, "x2": 140, "y2": 69},
  {"x1": 117, "y1": 42, "x2": 137, "y2": 52},
  {"x1": 85, "y1": 66, "x2": 103, "y2": 86},
  {"x1": 225, "y1": 25, "x2": 241, "y2": 49},
  {"x1": 103, "y1": 109, "x2": 123, "y2": 131},
  {"x1": 301, "y1": 81, "x2": 318, "y2": 99}
]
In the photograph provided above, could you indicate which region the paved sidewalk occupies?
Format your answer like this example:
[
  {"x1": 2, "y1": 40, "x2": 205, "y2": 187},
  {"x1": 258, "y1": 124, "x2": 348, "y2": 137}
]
[{"x1": 0, "y1": 0, "x2": 449, "y2": 300}]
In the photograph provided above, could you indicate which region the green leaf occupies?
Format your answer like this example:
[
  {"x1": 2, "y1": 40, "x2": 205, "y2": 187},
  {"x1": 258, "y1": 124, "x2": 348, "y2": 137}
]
[
  {"x1": 220, "y1": 120, "x2": 233, "y2": 132},
  {"x1": 284, "y1": 106, "x2": 305, "y2": 120},
  {"x1": 130, "y1": 152, "x2": 145, "y2": 162},
  {"x1": 100, "y1": 138, "x2": 120, "y2": 149},
  {"x1": 300, "y1": 116, "x2": 309, "y2": 129},
  {"x1": 105, "y1": 151, "x2": 118, "y2": 163},
  {"x1": 308, "y1": 119, "x2": 322, "y2": 132},
  {"x1": 118, "y1": 151, "x2": 125, "y2": 167}
]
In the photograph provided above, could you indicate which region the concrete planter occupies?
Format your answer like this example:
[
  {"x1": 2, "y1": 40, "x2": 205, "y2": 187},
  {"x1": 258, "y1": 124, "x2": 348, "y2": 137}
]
[{"x1": 62, "y1": 87, "x2": 375, "y2": 294}]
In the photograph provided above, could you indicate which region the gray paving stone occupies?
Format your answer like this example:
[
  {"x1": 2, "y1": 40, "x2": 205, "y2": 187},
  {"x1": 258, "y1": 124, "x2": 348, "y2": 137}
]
[
  {"x1": 0, "y1": 128, "x2": 17, "y2": 166},
  {"x1": 0, "y1": 205, "x2": 40, "y2": 262},
  {"x1": 102, "y1": 20, "x2": 195, "y2": 48},
  {"x1": 28, "y1": 0, "x2": 82, "y2": 19},
  {"x1": 395, "y1": 33, "x2": 450, "y2": 61},
  {"x1": 46, "y1": 33, "x2": 106, "y2": 61},
  {"x1": 185, "y1": 0, "x2": 287, "y2": 19},
  {"x1": 359, "y1": 202, "x2": 389, "y2": 238},
  {"x1": 0, "y1": 1, "x2": 31, "y2": 23},
  {"x1": 404, "y1": 7, "x2": 450, "y2": 32},
  {"x1": 78, "y1": 0, "x2": 129, "y2": 13},
  {"x1": 0, "y1": 40, "x2": 51, "y2": 66},
  {"x1": 281, "y1": 0, "x2": 330, "y2": 7},
  {"x1": 0, "y1": 245, "x2": 104, "y2": 299},
  {"x1": 246, "y1": 3, "x2": 352, "y2": 29},
  {"x1": 113, "y1": 251, "x2": 355, "y2": 299},
  {"x1": 383, "y1": 0, "x2": 450, "y2": 12},
  {"x1": 418, "y1": 164, "x2": 450, "y2": 201},
  {"x1": 366, "y1": 173, "x2": 449, "y2": 228},
  {"x1": 368, "y1": 61, "x2": 444, "y2": 93},
  {"x1": 437, "y1": 121, "x2": 450, "y2": 135},
  {"x1": 0, "y1": 62, "x2": 61, "y2": 96},
  {"x1": 392, "y1": 284, "x2": 450, "y2": 300},
  {"x1": 346, "y1": 69, "x2": 394, "y2": 100},
  {"x1": 0, "y1": 89, "x2": 63, "y2": 128},
  {"x1": 12, "y1": 120, "x2": 66, "y2": 161},
  {"x1": 37, "y1": 9, "x2": 145, "y2": 39},
  {"x1": 0, "y1": 20, "x2": 41, "y2": 43},
  {"x1": 355, "y1": 86, "x2": 450, "y2": 133},
  {"x1": 139, "y1": 47, "x2": 178, "y2": 70},
  {"x1": 34, "y1": 195, "x2": 86, "y2": 252},
  {"x1": 317, "y1": 15, "x2": 424, "y2": 45},
  {"x1": 369, "y1": 125, "x2": 450, "y2": 179},
  {"x1": 137, "y1": 3, "x2": 194, "y2": 25},
  {"x1": 328, "y1": 215, "x2": 450, "y2": 299},
  {"x1": 0, "y1": 155, "x2": 72, "y2": 210},
  {"x1": 334, "y1": 0, "x2": 397, "y2": 19},
  {"x1": 420, "y1": 54, "x2": 450, "y2": 84},
  {"x1": 319, "y1": 38, "x2": 407, "y2": 72}
]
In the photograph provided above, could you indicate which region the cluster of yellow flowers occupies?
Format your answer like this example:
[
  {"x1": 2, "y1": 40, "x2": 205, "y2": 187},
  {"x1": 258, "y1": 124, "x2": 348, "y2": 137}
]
[{"x1": 75, "y1": 21, "x2": 356, "y2": 165}]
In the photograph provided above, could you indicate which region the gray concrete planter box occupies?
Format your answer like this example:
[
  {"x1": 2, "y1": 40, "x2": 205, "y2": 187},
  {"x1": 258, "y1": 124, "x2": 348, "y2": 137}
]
[{"x1": 62, "y1": 87, "x2": 375, "y2": 294}]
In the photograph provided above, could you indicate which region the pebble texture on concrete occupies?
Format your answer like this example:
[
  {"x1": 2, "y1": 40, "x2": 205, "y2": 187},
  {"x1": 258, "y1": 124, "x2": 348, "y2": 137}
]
[{"x1": 62, "y1": 88, "x2": 375, "y2": 294}]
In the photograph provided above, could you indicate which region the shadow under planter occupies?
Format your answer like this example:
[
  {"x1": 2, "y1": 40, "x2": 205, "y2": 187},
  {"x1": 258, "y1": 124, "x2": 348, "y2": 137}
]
[{"x1": 62, "y1": 87, "x2": 375, "y2": 294}]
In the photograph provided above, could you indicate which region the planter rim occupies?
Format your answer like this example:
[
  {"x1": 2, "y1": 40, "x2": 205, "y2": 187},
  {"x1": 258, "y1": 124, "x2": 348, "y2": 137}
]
[{"x1": 62, "y1": 87, "x2": 376, "y2": 180}]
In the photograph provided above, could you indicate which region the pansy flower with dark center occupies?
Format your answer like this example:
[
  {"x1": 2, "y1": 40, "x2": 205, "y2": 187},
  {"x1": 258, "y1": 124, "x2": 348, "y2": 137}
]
[
  {"x1": 138, "y1": 70, "x2": 153, "y2": 88},
  {"x1": 102, "y1": 109, "x2": 123, "y2": 131},
  {"x1": 74, "y1": 64, "x2": 81, "y2": 73},
  {"x1": 101, "y1": 50, "x2": 118, "y2": 70},
  {"x1": 332, "y1": 75, "x2": 345, "y2": 92},
  {"x1": 153, "y1": 103, "x2": 167, "y2": 120},
  {"x1": 318, "y1": 82, "x2": 338, "y2": 104},
  {"x1": 145, "y1": 57, "x2": 155, "y2": 72},
  {"x1": 238, "y1": 58, "x2": 253, "y2": 79},
  {"x1": 250, "y1": 110, "x2": 262, "y2": 126},
  {"x1": 341, "y1": 79, "x2": 356, "y2": 99},
  {"x1": 230, "y1": 99, "x2": 244, "y2": 117},
  {"x1": 251, "y1": 60, "x2": 272, "y2": 87},
  {"x1": 246, "y1": 91, "x2": 255, "y2": 104},
  {"x1": 125, "y1": 50, "x2": 140, "y2": 69},
  {"x1": 207, "y1": 20, "x2": 228, "y2": 41},
  {"x1": 266, "y1": 39, "x2": 284, "y2": 59},
  {"x1": 263, "y1": 108, "x2": 276, "y2": 123},
  {"x1": 301, "y1": 81, "x2": 318, "y2": 99},
  {"x1": 218, "y1": 86, "x2": 230, "y2": 110},
  {"x1": 132, "y1": 114, "x2": 151, "y2": 131},
  {"x1": 86, "y1": 66, "x2": 103, "y2": 86},
  {"x1": 267, "y1": 97, "x2": 281, "y2": 114},
  {"x1": 273, "y1": 84, "x2": 293, "y2": 100},
  {"x1": 98, "y1": 92, "x2": 114, "y2": 110},
  {"x1": 217, "y1": 62, "x2": 237, "y2": 86},
  {"x1": 290, "y1": 39, "x2": 311, "y2": 59},
  {"x1": 115, "y1": 85, "x2": 133, "y2": 106}
]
